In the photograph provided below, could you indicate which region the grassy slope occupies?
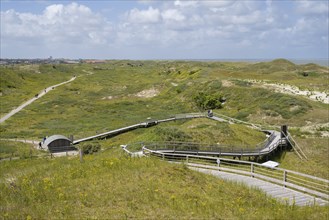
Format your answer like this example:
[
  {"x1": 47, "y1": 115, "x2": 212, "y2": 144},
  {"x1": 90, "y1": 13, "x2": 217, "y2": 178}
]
[
  {"x1": 0, "y1": 64, "x2": 74, "y2": 116},
  {"x1": 0, "y1": 148, "x2": 328, "y2": 219},
  {"x1": 0, "y1": 60, "x2": 328, "y2": 176},
  {"x1": 0, "y1": 60, "x2": 328, "y2": 218},
  {"x1": 0, "y1": 140, "x2": 44, "y2": 159}
]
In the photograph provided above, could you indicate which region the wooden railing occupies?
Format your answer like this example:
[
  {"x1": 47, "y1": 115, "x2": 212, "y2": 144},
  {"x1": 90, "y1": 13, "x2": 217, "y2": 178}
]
[{"x1": 143, "y1": 148, "x2": 329, "y2": 201}]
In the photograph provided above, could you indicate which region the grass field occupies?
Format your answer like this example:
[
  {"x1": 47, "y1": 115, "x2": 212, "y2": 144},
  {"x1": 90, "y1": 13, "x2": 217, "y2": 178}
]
[
  {"x1": 0, "y1": 59, "x2": 328, "y2": 218},
  {"x1": 0, "y1": 148, "x2": 328, "y2": 219}
]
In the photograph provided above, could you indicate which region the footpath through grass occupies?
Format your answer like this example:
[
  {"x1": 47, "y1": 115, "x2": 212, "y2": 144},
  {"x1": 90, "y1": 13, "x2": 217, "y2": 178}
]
[{"x1": 0, "y1": 148, "x2": 328, "y2": 219}]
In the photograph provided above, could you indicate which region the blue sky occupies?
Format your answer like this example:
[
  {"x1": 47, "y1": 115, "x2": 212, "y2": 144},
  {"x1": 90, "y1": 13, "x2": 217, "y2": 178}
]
[{"x1": 1, "y1": 0, "x2": 328, "y2": 59}]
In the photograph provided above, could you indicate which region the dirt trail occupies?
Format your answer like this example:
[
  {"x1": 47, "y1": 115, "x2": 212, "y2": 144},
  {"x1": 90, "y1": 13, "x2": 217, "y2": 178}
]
[{"x1": 0, "y1": 76, "x2": 76, "y2": 123}]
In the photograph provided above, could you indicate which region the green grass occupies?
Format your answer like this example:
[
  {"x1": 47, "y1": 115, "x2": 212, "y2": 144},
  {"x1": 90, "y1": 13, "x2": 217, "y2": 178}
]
[
  {"x1": 0, "y1": 141, "x2": 44, "y2": 160},
  {"x1": 0, "y1": 60, "x2": 328, "y2": 219},
  {"x1": 0, "y1": 149, "x2": 328, "y2": 219},
  {"x1": 0, "y1": 64, "x2": 76, "y2": 116},
  {"x1": 123, "y1": 119, "x2": 266, "y2": 148},
  {"x1": 278, "y1": 137, "x2": 329, "y2": 179}
]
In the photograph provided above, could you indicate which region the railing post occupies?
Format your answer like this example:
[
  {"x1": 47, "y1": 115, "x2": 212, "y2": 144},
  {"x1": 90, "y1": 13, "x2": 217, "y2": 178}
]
[
  {"x1": 79, "y1": 149, "x2": 84, "y2": 163},
  {"x1": 186, "y1": 155, "x2": 189, "y2": 164},
  {"x1": 251, "y1": 163, "x2": 254, "y2": 178},
  {"x1": 283, "y1": 170, "x2": 287, "y2": 187},
  {"x1": 162, "y1": 153, "x2": 165, "y2": 160}
]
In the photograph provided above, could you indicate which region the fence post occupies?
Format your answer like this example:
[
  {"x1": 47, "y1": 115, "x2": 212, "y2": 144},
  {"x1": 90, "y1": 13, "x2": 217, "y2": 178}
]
[
  {"x1": 186, "y1": 155, "x2": 189, "y2": 164},
  {"x1": 79, "y1": 149, "x2": 84, "y2": 163},
  {"x1": 283, "y1": 170, "x2": 287, "y2": 187},
  {"x1": 162, "y1": 153, "x2": 165, "y2": 160},
  {"x1": 251, "y1": 163, "x2": 254, "y2": 177}
]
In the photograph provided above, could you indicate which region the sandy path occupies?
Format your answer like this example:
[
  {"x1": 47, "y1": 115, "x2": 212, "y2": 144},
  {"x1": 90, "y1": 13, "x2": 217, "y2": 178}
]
[{"x1": 0, "y1": 76, "x2": 76, "y2": 124}]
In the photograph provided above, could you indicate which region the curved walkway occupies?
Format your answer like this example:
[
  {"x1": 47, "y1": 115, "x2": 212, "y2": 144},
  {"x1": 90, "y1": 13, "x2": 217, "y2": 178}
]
[
  {"x1": 0, "y1": 76, "x2": 76, "y2": 124},
  {"x1": 144, "y1": 130, "x2": 282, "y2": 158},
  {"x1": 123, "y1": 146, "x2": 328, "y2": 206}
]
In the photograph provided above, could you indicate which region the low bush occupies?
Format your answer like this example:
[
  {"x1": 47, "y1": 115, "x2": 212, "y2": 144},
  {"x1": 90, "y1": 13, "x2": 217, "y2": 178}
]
[
  {"x1": 194, "y1": 92, "x2": 223, "y2": 110},
  {"x1": 80, "y1": 142, "x2": 101, "y2": 154}
]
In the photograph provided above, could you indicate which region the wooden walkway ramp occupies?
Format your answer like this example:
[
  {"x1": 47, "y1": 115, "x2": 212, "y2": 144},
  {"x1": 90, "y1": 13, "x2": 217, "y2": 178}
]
[
  {"x1": 143, "y1": 130, "x2": 284, "y2": 158},
  {"x1": 140, "y1": 148, "x2": 329, "y2": 206},
  {"x1": 73, "y1": 113, "x2": 205, "y2": 144},
  {"x1": 190, "y1": 167, "x2": 328, "y2": 206}
]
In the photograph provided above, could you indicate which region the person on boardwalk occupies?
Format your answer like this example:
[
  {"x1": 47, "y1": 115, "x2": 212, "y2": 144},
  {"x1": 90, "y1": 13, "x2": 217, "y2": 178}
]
[{"x1": 208, "y1": 109, "x2": 213, "y2": 117}]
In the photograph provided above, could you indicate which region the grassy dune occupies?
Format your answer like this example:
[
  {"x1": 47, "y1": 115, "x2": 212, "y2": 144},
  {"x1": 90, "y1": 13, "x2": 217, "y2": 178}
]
[
  {"x1": 0, "y1": 60, "x2": 328, "y2": 218},
  {"x1": 0, "y1": 148, "x2": 328, "y2": 219}
]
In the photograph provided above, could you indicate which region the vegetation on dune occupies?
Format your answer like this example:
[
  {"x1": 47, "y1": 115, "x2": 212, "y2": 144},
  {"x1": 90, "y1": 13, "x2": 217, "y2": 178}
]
[
  {"x1": 0, "y1": 60, "x2": 328, "y2": 219},
  {"x1": 0, "y1": 64, "x2": 74, "y2": 116},
  {"x1": 0, "y1": 141, "x2": 44, "y2": 160},
  {"x1": 80, "y1": 142, "x2": 101, "y2": 155},
  {"x1": 193, "y1": 91, "x2": 223, "y2": 110},
  {"x1": 0, "y1": 150, "x2": 328, "y2": 219}
]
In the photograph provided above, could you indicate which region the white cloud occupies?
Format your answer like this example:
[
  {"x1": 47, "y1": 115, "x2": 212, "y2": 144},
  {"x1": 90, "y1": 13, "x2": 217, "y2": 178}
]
[
  {"x1": 162, "y1": 9, "x2": 185, "y2": 22},
  {"x1": 201, "y1": 0, "x2": 237, "y2": 8},
  {"x1": 174, "y1": 0, "x2": 198, "y2": 8},
  {"x1": 126, "y1": 6, "x2": 160, "y2": 23},
  {"x1": 1, "y1": 1, "x2": 328, "y2": 59},
  {"x1": 1, "y1": 2, "x2": 112, "y2": 48},
  {"x1": 296, "y1": 0, "x2": 329, "y2": 15}
]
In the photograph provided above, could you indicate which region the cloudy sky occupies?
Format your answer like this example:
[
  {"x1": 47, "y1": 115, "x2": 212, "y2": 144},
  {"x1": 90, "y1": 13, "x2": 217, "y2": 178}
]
[{"x1": 1, "y1": 0, "x2": 328, "y2": 59}]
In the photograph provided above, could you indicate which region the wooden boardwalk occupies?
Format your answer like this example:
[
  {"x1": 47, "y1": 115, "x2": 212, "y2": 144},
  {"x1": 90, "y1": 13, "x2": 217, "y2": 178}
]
[{"x1": 190, "y1": 167, "x2": 328, "y2": 206}]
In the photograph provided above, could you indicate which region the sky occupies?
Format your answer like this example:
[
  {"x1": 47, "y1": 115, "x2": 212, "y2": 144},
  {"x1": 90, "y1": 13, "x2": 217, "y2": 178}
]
[{"x1": 1, "y1": 0, "x2": 328, "y2": 60}]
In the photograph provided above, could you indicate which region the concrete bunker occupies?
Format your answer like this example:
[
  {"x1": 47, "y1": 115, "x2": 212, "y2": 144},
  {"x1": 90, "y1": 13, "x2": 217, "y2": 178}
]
[{"x1": 43, "y1": 135, "x2": 76, "y2": 153}]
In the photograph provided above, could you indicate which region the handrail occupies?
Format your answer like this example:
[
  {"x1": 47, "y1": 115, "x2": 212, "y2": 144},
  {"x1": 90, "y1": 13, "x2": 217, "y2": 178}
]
[
  {"x1": 72, "y1": 112, "x2": 206, "y2": 144},
  {"x1": 139, "y1": 131, "x2": 283, "y2": 158},
  {"x1": 142, "y1": 148, "x2": 329, "y2": 201},
  {"x1": 282, "y1": 132, "x2": 307, "y2": 160},
  {"x1": 211, "y1": 113, "x2": 262, "y2": 129}
]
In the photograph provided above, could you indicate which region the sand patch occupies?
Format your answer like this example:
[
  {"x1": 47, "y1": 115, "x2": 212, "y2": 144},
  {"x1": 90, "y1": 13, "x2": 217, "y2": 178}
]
[
  {"x1": 289, "y1": 105, "x2": 300, "y2": 112},
  {"x1": 135, "y1": 88, "x2": 160, "y2": 98},
  {"x1": 102, "y1": 96, "x2": 115, "y2": 100},
  {"x1": 247, "y1": 79, "x2": 329, "y2": 104},
  {"x1": 299, "y1": 122, "x2": 329, "y2": 137},
  {"x1": 222, "y1": 80, "x2": 234, "y2": 87}
]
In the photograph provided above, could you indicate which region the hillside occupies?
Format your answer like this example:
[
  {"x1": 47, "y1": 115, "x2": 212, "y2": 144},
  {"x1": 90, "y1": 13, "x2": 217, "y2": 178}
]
[
  {"x1": 0, "y1": 60, "x2": 328, "y2": 218},
  {"x1": 0, "y1": 147, "x2": 328, "y2": 219}
]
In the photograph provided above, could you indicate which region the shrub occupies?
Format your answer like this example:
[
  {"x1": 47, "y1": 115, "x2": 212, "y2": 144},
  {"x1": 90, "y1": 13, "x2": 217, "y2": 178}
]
[
  {"x1": 80, "y1": 142, "x2": 101, "y2": 154},
  {"x1": 193, "y1": 92, "x2": 222, "y2": 110}
]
